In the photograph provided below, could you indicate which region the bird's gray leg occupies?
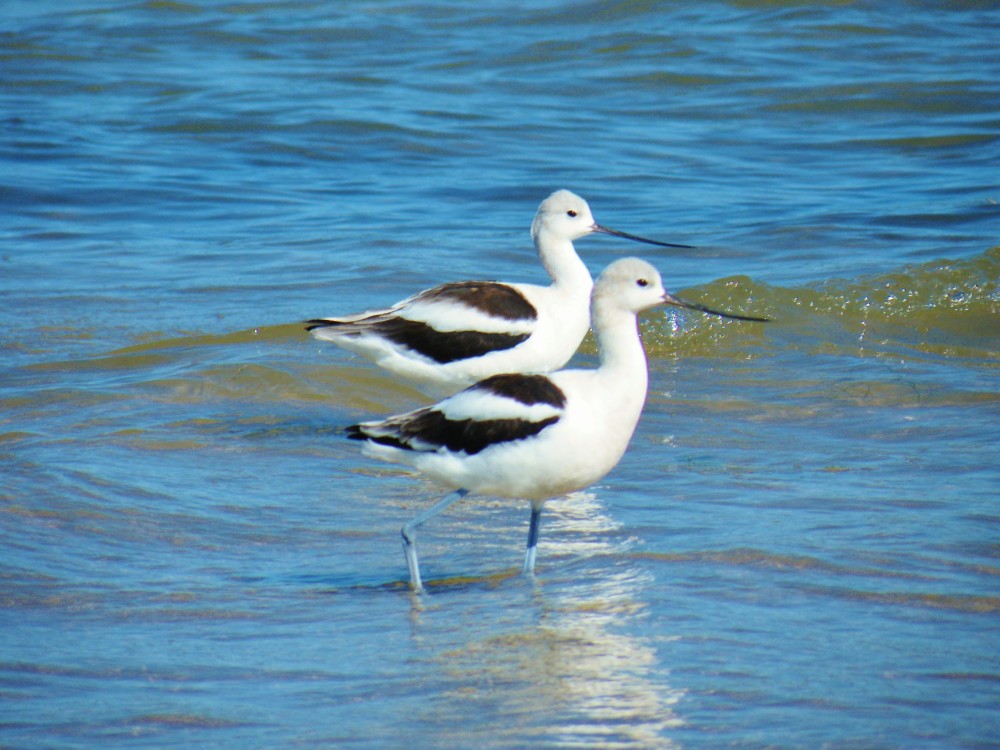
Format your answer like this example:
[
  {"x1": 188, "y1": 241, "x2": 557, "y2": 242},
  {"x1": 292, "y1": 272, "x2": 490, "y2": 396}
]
[
  {"x1": 523, "y1": 503, "x2": 543, "y2": 576},
  {"x1": 401, "y1": 488, "x2": 469, "y2": 591}
]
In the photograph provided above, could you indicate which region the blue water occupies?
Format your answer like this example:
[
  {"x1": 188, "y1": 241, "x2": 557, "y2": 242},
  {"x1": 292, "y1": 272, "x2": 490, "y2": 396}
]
[{"x1": 2, "y1": 2, "x2": 999, "y2": 748}]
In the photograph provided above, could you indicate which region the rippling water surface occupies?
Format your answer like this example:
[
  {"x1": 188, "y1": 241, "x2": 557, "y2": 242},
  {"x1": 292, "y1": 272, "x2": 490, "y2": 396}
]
[{"x1": 2, "y1": 2, "x2": 998, "y2": 748}]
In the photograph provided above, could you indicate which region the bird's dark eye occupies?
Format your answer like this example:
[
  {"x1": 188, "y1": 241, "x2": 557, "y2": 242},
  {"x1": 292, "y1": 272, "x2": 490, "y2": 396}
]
[
  {"x1": 566, "y1": 210, "x2": 577, "y2": 218},
  {"x1": 637, "y1": 278, "x2": 649, "y2": 287}
]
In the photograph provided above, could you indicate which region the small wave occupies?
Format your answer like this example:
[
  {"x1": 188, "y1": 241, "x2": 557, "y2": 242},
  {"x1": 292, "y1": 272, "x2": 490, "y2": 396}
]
[
  {"x1": 633, "y1": 549, "x2": 1000, "y2": 613},
  {"x1": 642, "y1": 246, "x2": 999, "y2": 361},
  {"x1": 631, "y1": 547, "x2": 920, "y2": 580},
  {"x1": 801, "y1": 586, "x2": 1000, "y2": 614}
]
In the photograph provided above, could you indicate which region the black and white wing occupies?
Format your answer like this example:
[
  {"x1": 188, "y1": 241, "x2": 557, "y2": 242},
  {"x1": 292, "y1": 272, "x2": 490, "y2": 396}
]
[
  {"x1": 308, "y1": 281, "x2": 539, "y2": 365},
  {"x1": 347, "y1": 373, "x2": 567, "y2": 456}
]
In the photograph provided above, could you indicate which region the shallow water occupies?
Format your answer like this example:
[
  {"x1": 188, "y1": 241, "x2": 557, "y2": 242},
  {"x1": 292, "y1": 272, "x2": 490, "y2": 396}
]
[{"x1": 2, "y1": 2, "x2": 999, "y2": 748}]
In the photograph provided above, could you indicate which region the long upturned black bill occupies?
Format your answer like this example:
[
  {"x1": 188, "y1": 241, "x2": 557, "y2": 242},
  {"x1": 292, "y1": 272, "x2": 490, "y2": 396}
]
[
  {"x1": 593, "y1": 223, "x2": 693, "y2": 249},
  {"x1": 664, "y1": 293, "x2": 769, "y2": 322}
]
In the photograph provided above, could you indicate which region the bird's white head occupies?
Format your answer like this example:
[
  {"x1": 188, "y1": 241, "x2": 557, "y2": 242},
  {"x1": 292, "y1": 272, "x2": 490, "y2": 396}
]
[
  {"x1": 531, "y1": 190, "x2": 597, "y2": 244},
  {"x1": 593, "y1": 257, "x2": 669, "y2": 315}
]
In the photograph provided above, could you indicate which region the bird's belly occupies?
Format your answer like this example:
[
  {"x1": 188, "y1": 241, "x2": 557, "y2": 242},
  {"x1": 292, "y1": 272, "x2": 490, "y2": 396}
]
[{"x1": 413, "y1": 426, "x2": 627, "y2": 501}]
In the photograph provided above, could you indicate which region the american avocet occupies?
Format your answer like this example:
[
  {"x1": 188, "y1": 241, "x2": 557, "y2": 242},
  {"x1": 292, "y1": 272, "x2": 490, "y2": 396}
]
[
  {"x1": 307, "y1": 190, "x2": 689, "y2": 395},
  {"x1": 347, "y1": 257, "x2": 767, "y2": 590}
]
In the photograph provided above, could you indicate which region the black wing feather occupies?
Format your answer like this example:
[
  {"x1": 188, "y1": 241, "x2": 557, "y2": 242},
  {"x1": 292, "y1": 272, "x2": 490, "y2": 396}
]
[{"x1": 347, "y1": 374, "x2": 566, "y2": 455}]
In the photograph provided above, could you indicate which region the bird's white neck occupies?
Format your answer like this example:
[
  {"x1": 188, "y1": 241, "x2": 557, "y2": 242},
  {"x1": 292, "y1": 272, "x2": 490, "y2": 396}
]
[
  {"x1": 533, "y1": 228, "x2": 593, "y2": 292},
  {"x1": 592, "y1": 300, "x2": 650, "y2": 403}
]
